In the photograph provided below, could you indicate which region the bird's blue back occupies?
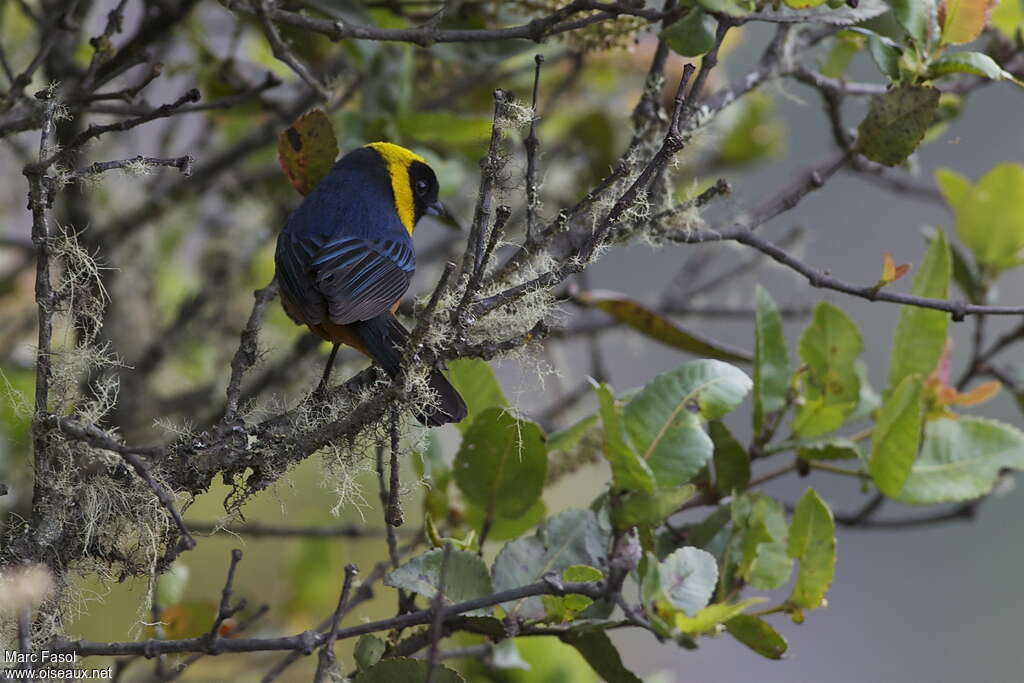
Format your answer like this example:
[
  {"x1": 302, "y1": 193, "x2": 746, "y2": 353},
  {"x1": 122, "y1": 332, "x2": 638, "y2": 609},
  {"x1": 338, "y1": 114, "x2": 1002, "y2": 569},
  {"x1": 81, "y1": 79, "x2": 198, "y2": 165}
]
[{"x1": 285, "y1": 147, "x2": 411, "y2": 244}]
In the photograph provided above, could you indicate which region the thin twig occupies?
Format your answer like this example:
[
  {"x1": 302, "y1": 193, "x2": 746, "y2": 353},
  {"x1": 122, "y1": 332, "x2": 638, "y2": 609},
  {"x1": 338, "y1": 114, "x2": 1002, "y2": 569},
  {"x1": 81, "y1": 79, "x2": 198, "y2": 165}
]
[
  {"x1": 425, "y1": 544, "x2": 453, "y2": 683},
  {"x1": 314, "y1": 564, "x2": 359, "y2": 683}
]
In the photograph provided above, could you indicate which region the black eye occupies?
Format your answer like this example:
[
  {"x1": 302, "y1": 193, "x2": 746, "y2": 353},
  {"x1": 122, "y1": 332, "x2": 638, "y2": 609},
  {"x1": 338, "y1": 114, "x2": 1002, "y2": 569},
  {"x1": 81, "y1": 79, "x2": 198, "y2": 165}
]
[{"x1": 415, "y1": 178, "x2": 430, "y2": 196}]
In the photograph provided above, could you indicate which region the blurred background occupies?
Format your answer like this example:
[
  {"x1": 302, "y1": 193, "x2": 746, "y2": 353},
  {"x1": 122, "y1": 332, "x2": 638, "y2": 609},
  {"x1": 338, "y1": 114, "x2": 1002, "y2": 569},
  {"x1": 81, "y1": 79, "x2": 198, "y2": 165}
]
[{"x1": 1, "y1": 1, "x2": 1023, "y2": 681}]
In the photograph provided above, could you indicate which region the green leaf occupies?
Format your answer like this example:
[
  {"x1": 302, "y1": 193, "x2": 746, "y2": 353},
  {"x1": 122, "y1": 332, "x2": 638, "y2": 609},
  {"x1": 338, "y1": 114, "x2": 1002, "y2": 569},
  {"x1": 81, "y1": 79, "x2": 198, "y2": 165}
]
[
  {"x1": 662, "y1": 506, "x2": 732, "y2": 561},
  {"x1": 564, "y1": 565, "x2": 603, "y2": 582},
  {"x1": 821, "y1": 30, "x2": 866, "y2": 78},
  {"x1": 463, "y1": 499, "x2": 546, "y2": 542},
  {"x1": 792, "y1": 302, "x2": 863, "y2": 438},
  {"x1": 795, "y1": 436, "x2": 862, "y2": 460},
  {"x1": 446, "y1": 358, "x2": 508, "y2": 434},
  {"x1": 710, "y1": 421, "x2": 750, "y2": 493},
  {"x1": 562, "y1": 629, "x2": 643, "y2": 683},
  {"x1": 991, "y1": 0, "x2": 1024, "y2": 37},
  {"x1": 731, "y1": 495, "x2": 793, "y2": 591},
  {"x1": 939, "y1": 0, "x2": 997, "y2": 45},
  {"x1": 897, "y1": 417, "x2": 1024, "y2": 503},
  {"x1": 888, "y1": 229, "x2": 950, "y2": 390},
  {"x1": 787, "y1": 489, "x2": 836, "y2": 609},
  {"x1": 548, "y1": 413, "x2": 599, "y2": 453},
  {"x1": 575, "y1": 290, "x2": 751, "y2": 362},
  {"x1": 890, "y1": 0, "x2": 936, "y2": 44},
  {"x1": 747, "y1": 0, "x2": 890, "y2": 24},
  {"x1": 354, "y1": 658, "x2": 463, "y2": 683},
  {"x1": 454, "y1": 408, "x2": 546, "y2": 519},
  {"x1": 613, "y1": 485, "x2": 696, "y2": 530},
  {"x1": 726, "y1": 614, "x2": 789, "y2": 659},
  {"x1": 384, "y1": 549, "x2": 493, "y2": 615},
  {"x1": 354, "y1": 635, "x2": 386, "y2": 672},
  {"x1": 936, "y1": 163, "x2": 1024, "y2": 273},
  {"x1": 695, "y1": 0, "x2": 754, "y2": 18},
  {"x1": 719, "y1": 92, "x2": 785, "y2": 167},
  {"x1": 784, "y1": 0, "x2": 828, "y2": 8},
  {"x1": 595, "y1": 383, "x2": 656, "y2": 493},
  {"x1": 673, "y1": 599, "x2": 764, "y2": 636},
  {"x1": 752, "y1": 285, "x2": 791, "y2": 436},
  {"x1": 945, "y1": 232, "x2": 985, "y2": 303},
  {"x1": 868, "y1": 33, "x2": 902, "y2": 80},
  {"x1": 869, "y1": 375, "x2": 925, "y2": 497},
  {"x1": 928, "y1": 51, "x2": 1013, "y2": 79},
  {"x1": 624, "y1": 360, "x2": 752, "y2": 488},
  {"x1": 661, "y1": 9, "x2": 716, "y2": 58},
  {"x1": 492, "y1": 509, "x2": 609, "y2": 620},
  {"x1": 857, "y1": 86, "x2": 940, "y2": 166},
  {"x1": 658, "y1": 547, "x2": 719, "y2": 617},
  {"x1": 849, "y1": 360, "x2": 882, "y2": 423},
  {"x1": 277, "y1": 109, "x2": 338, "y2": 195}
]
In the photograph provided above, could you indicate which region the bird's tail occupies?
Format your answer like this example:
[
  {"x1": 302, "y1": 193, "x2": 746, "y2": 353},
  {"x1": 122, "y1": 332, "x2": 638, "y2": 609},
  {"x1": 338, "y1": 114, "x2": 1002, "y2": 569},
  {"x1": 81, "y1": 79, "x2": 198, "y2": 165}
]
[{"x1": 349, "y1": 313, "x2": 467, "y2": 427}]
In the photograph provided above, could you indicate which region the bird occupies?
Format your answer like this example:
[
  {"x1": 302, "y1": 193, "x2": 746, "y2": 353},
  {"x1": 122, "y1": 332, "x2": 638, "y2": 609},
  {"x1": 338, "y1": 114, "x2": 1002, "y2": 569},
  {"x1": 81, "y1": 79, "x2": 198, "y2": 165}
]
[{"x1": 274, "y1": 141, "x2": 468, "y2": 427}]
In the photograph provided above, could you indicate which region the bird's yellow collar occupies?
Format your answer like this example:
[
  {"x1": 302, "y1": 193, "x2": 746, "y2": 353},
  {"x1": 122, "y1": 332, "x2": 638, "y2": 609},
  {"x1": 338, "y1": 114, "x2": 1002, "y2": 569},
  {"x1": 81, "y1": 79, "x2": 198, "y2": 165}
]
[{"x1": 365, "y1": 142, "x2": 426, "y2": 235}]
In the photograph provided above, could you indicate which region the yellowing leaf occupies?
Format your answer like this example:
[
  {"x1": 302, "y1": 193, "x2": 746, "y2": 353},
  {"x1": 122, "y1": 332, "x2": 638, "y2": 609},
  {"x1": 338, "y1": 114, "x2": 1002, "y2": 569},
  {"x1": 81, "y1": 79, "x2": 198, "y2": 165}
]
[
  {"x1": 672, "y1": 598, "x2": 764, "y2": 636},
  {"x1": 574, "y1": 290, "x2": 752, "y2": 362},
  {"x1": 939, "y1": 0, "x2": 997, "y2": 45},
  {"x1": 277, "y1": 109, "x2": 338, "y2": 195}
]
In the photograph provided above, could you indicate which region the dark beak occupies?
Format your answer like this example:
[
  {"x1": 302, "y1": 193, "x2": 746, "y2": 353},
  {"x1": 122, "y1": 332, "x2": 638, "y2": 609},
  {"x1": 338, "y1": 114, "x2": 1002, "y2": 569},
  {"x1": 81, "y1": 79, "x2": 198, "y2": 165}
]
[{"x1": 427, "y1": 200, "x2": 462, "y2": 231}]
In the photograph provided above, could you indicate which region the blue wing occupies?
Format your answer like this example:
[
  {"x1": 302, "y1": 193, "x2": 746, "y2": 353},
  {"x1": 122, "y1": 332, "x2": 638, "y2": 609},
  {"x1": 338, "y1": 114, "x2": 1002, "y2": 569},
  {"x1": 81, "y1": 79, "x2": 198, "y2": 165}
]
[
  {"x1": 275, "y1": 231, "x2": 414, "y2": 326},
  {"x1": 312, "y1": 236, "x2": 414, "y2": 324}
]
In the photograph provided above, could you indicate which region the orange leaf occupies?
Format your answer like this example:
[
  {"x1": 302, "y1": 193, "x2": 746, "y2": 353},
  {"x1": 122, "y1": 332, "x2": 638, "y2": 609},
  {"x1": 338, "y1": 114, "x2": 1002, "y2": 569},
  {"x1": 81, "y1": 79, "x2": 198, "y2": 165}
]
[
  {"x1": 878, "y1": 252, "x2": 912, "y2": 286},
  {"x1": 940, "y1": 0, "x2": 997, "y2": 45},
  {"x1": 951, "y1": 380, "x2": 1001, "y2": 406},
  {"x1": 218, "y1": 618, "x2": 238, "y2": 638},
  {"x1": 277, "y1": 109, "x2": 339, "y2": 195}
]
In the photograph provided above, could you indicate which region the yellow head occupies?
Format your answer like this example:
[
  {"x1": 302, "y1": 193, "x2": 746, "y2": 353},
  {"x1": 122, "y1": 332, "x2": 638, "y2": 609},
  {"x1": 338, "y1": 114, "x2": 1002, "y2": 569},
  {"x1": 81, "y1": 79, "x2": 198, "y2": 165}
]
[{"x1": 364, "y1": 142, "x2": 441, "y2": 235}]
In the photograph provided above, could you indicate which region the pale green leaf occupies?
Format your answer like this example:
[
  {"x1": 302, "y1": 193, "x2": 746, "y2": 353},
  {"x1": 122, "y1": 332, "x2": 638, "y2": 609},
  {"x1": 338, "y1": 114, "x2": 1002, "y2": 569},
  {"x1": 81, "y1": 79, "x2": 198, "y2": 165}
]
[
  {"x1": 753, "y1": 285, "x2": 791, "y2": 436},
  {"x1": 787, "y1": 488, "x2": 836, "y2": 609},
  {"x1": 595, "y1": 383, "x2": 656, "y2": 493},
  {"x1": 792, "y1": 302, "x2": 863, "y2": 438},
  {"x1": 869, "y1": 375, "x2": 925, "y2": 497},
  {"x1": 625, "y1": 360, "x2": 752, "y2": 487},
  {"x1": 658, "y1": 547, "x2": 718, "y2": 617},
  {"x1": 888, "y1": 229, "x2": 950, "y2": 390},
  {"x1": 936, "y1": 163, "x2": 1024, "y2": 273},
  {"x1": 928, "y1": 51, "x2": 1012, "y2": 79},
  {"x1": 898, "y1": 417, "x2": 1024, "y2": 503},
  {"x1": 492, "y1": 509, "x2": 609, "y2": 620},
  {"x1": 384, "y1": 549, "x2": 493, "y2": 615}
]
